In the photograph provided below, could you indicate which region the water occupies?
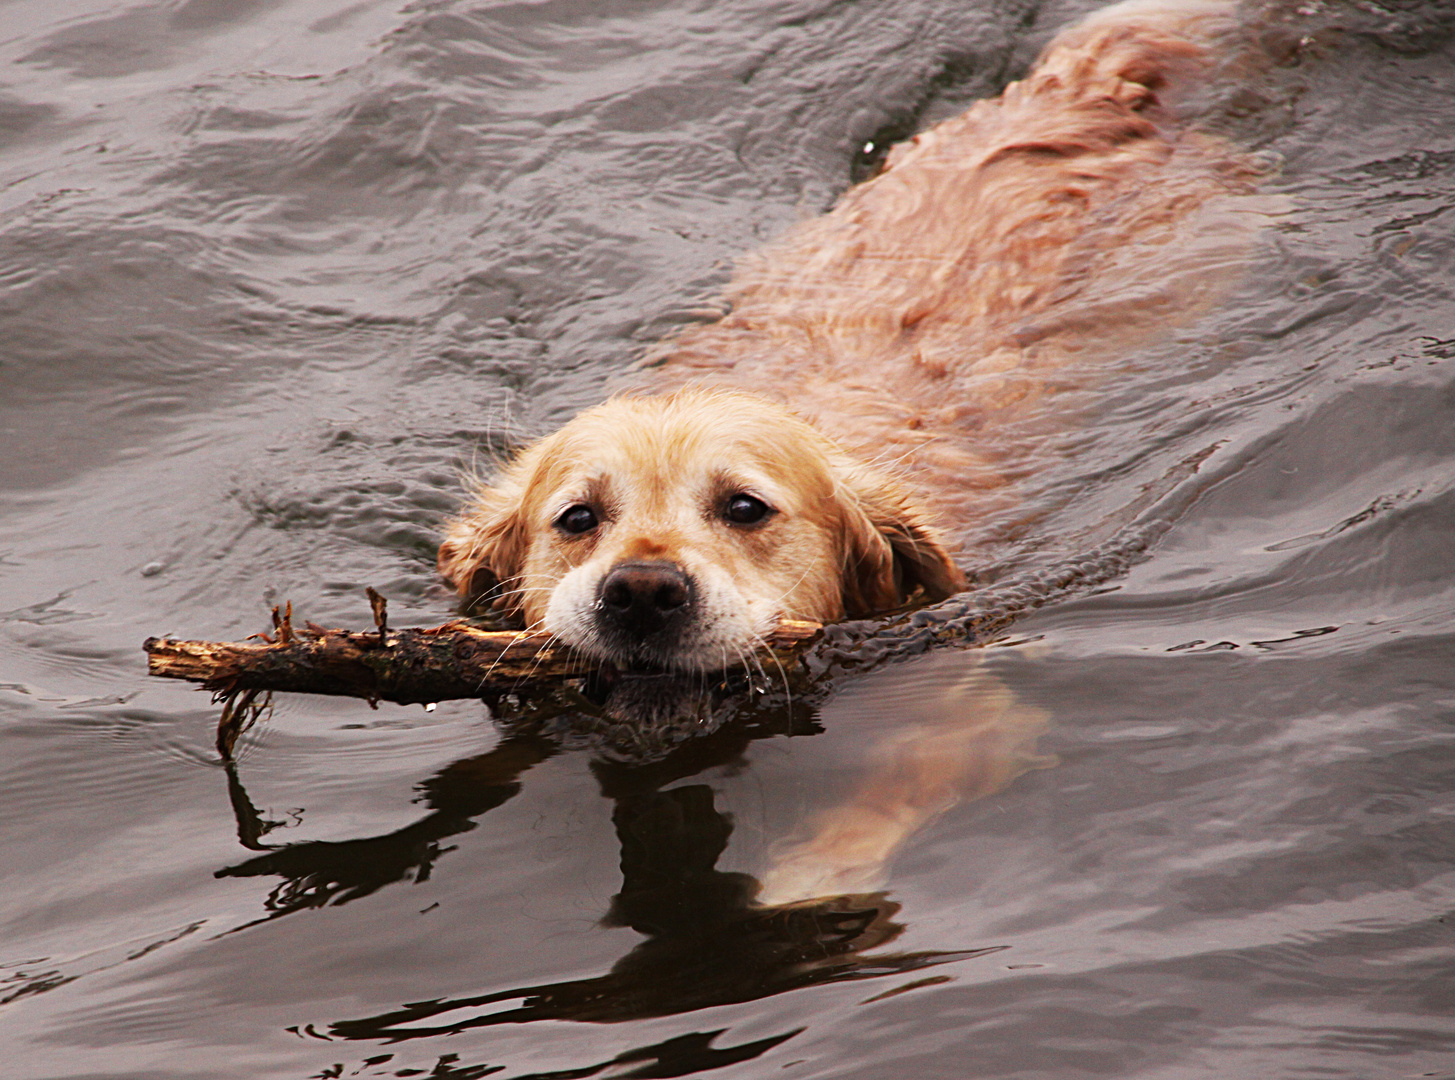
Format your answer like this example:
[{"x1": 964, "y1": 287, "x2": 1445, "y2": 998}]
[{"x1": 2, "y1": 0, "x2": 1453, "y2": 1077}]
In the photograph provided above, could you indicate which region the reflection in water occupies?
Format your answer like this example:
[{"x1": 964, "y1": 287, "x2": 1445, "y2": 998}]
[
  {"x1": 329, "y1": 783, "x2": 987, "y2": 1039},
  {"x1": 219, "y1": 735, "x2": 557, "y2": 922},
  {"x1": 218, "y1": 660, "x2": 1033, "y2": 1042},
  {"x1": 761, "y1": 657, "x2": 1051, "y2": 903}
]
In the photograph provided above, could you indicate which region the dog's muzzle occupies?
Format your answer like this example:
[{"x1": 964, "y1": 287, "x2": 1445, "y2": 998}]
[{"x1": 594, "y1": 561, "x2": 694, "y2": 661}]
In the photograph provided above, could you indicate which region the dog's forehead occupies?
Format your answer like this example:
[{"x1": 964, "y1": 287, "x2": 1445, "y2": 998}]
[{"x1": 543, "y1": 394, "x2": 835, "y2": 494}]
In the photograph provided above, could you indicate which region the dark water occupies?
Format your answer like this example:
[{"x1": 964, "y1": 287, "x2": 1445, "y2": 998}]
[{"x1": 3, "y1": 0, "x2": 1454, "y2": 1077}]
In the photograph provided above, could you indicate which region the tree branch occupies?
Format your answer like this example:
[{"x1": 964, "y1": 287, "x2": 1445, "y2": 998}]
[{"x1": 144, "y1": 617, "x2": 823, "y2": 707}]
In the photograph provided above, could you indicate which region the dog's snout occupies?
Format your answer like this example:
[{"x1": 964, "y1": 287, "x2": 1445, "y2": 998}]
[{"x1": 598, "y1": 561, "x2": 692, "y2": 638}]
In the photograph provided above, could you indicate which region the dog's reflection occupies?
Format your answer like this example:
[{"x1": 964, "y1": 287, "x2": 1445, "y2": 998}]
[
  {"x1": 760, "y1": 655, "x2": 1051, "y2": 904},
  {"x1": 330, "y1": 784, "x2": 1000, "y2": 1040},
  {"x1": 218, "y1": 652, "x2": 1045, "y2": 1030}
]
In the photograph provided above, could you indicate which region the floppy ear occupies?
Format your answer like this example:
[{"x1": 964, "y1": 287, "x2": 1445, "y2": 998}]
[
  {"x1": 837, "y1": 467, "x2": 966, "y2": 617},
  {"x1": 437, "y1": 477, "x2": 528, "y2": 617}
]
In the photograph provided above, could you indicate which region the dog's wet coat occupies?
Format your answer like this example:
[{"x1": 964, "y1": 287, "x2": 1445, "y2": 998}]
[
  {"x1": 440, "y1": 0, "x2": 1275, "y2": 902},
  {"x1": 441, "y1": 1, "x2": 1267, "y2": 680},
  {"x1": 439, "y1": 390, "x2": 964, "y2": 672}
]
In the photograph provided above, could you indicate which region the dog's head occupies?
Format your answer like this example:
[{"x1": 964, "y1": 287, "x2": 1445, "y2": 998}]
[{"x1": 438, "y1": 389, "x2": 964, "y2": 672}]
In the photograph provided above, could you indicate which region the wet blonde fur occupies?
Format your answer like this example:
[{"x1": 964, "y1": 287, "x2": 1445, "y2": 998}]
[{"x1": 441, "y1": 0, "x2": 1265, "y2": 671}]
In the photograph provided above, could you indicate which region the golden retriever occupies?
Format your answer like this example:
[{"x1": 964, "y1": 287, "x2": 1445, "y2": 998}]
[
  {"x1": 437, "y1": 389, "x2": 963, "y2": 671},
  {"x1": 437, "y1": 0, "x2": 1265, "y2": 676},
  {"x1": 432, "y1": 0, "x2": 1284, "y2": 904}
]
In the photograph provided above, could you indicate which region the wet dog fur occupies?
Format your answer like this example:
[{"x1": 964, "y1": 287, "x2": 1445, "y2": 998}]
[
  {"x1": 437, "y1": 389, "x2": 964, "y2": 672},
  {"x1": 438, "y1": 0, "x2": 1262, "y2": 678}
]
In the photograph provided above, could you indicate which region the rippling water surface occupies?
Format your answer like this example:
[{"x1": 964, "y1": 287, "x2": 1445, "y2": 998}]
[{"x1": 2, "y1": 1, "x2": 1453, "y2": 1077}]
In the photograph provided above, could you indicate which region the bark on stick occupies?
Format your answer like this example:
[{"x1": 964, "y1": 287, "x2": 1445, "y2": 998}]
[{"x1": 144, "y1": 618, "x2": 823, "y2": 706}]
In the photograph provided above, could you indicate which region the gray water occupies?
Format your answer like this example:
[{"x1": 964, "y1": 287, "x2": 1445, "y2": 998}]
[{"x1": 2, "y1": 0, "x2": 1454, "y2": 1077}]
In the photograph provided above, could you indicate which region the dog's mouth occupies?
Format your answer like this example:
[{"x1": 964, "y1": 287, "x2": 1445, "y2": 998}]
[
  {"x1": 585, "y1": 651, "x2": 721, "y2": 686},
  {"x1": 575, "y1": 560, "x2": 735, "y2": 675},
  {"x1": 597, "y1": 642, "x2": 706, "y2": 676},
  {"x1": 541, "y1": 561, "x2": 773, "y2": 684},
  {"x1": 571, "y1": 613, "x2": 730, "y2": 678}
]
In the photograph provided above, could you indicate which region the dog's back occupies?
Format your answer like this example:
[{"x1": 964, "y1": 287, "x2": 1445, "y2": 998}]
[
  {"x1": 438, "y1": 1, "x2": 1280, "y2": 651},
  {"x1": 655, "y1": 0, "x2": 1270, "y2": 525}
]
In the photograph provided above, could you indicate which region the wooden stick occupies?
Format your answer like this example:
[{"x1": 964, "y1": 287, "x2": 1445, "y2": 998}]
[{"x1": 144, "y1": 617, "x2": 823, "y2": 707}]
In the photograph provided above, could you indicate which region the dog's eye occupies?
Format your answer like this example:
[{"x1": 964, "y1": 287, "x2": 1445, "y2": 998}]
[
  {"x1": 556, "y1": 505, "x2": 598, "y2": 534},
  {"x1": 723, "y1": 494, "x2": 772, "y2": 525}
]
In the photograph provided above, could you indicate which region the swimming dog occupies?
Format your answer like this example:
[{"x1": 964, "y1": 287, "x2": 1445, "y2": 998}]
[
  {"x1": 438, "y1": 0, "x2": 1264, "y2": 676},
  {"x1": 438, "y1": 0, "x2": 1274, "y2": 901}
]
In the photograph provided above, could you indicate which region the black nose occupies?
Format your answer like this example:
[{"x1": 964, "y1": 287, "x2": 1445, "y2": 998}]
[{"x1": 597, "y1": 561, "x2": 692, "y2": 639}]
